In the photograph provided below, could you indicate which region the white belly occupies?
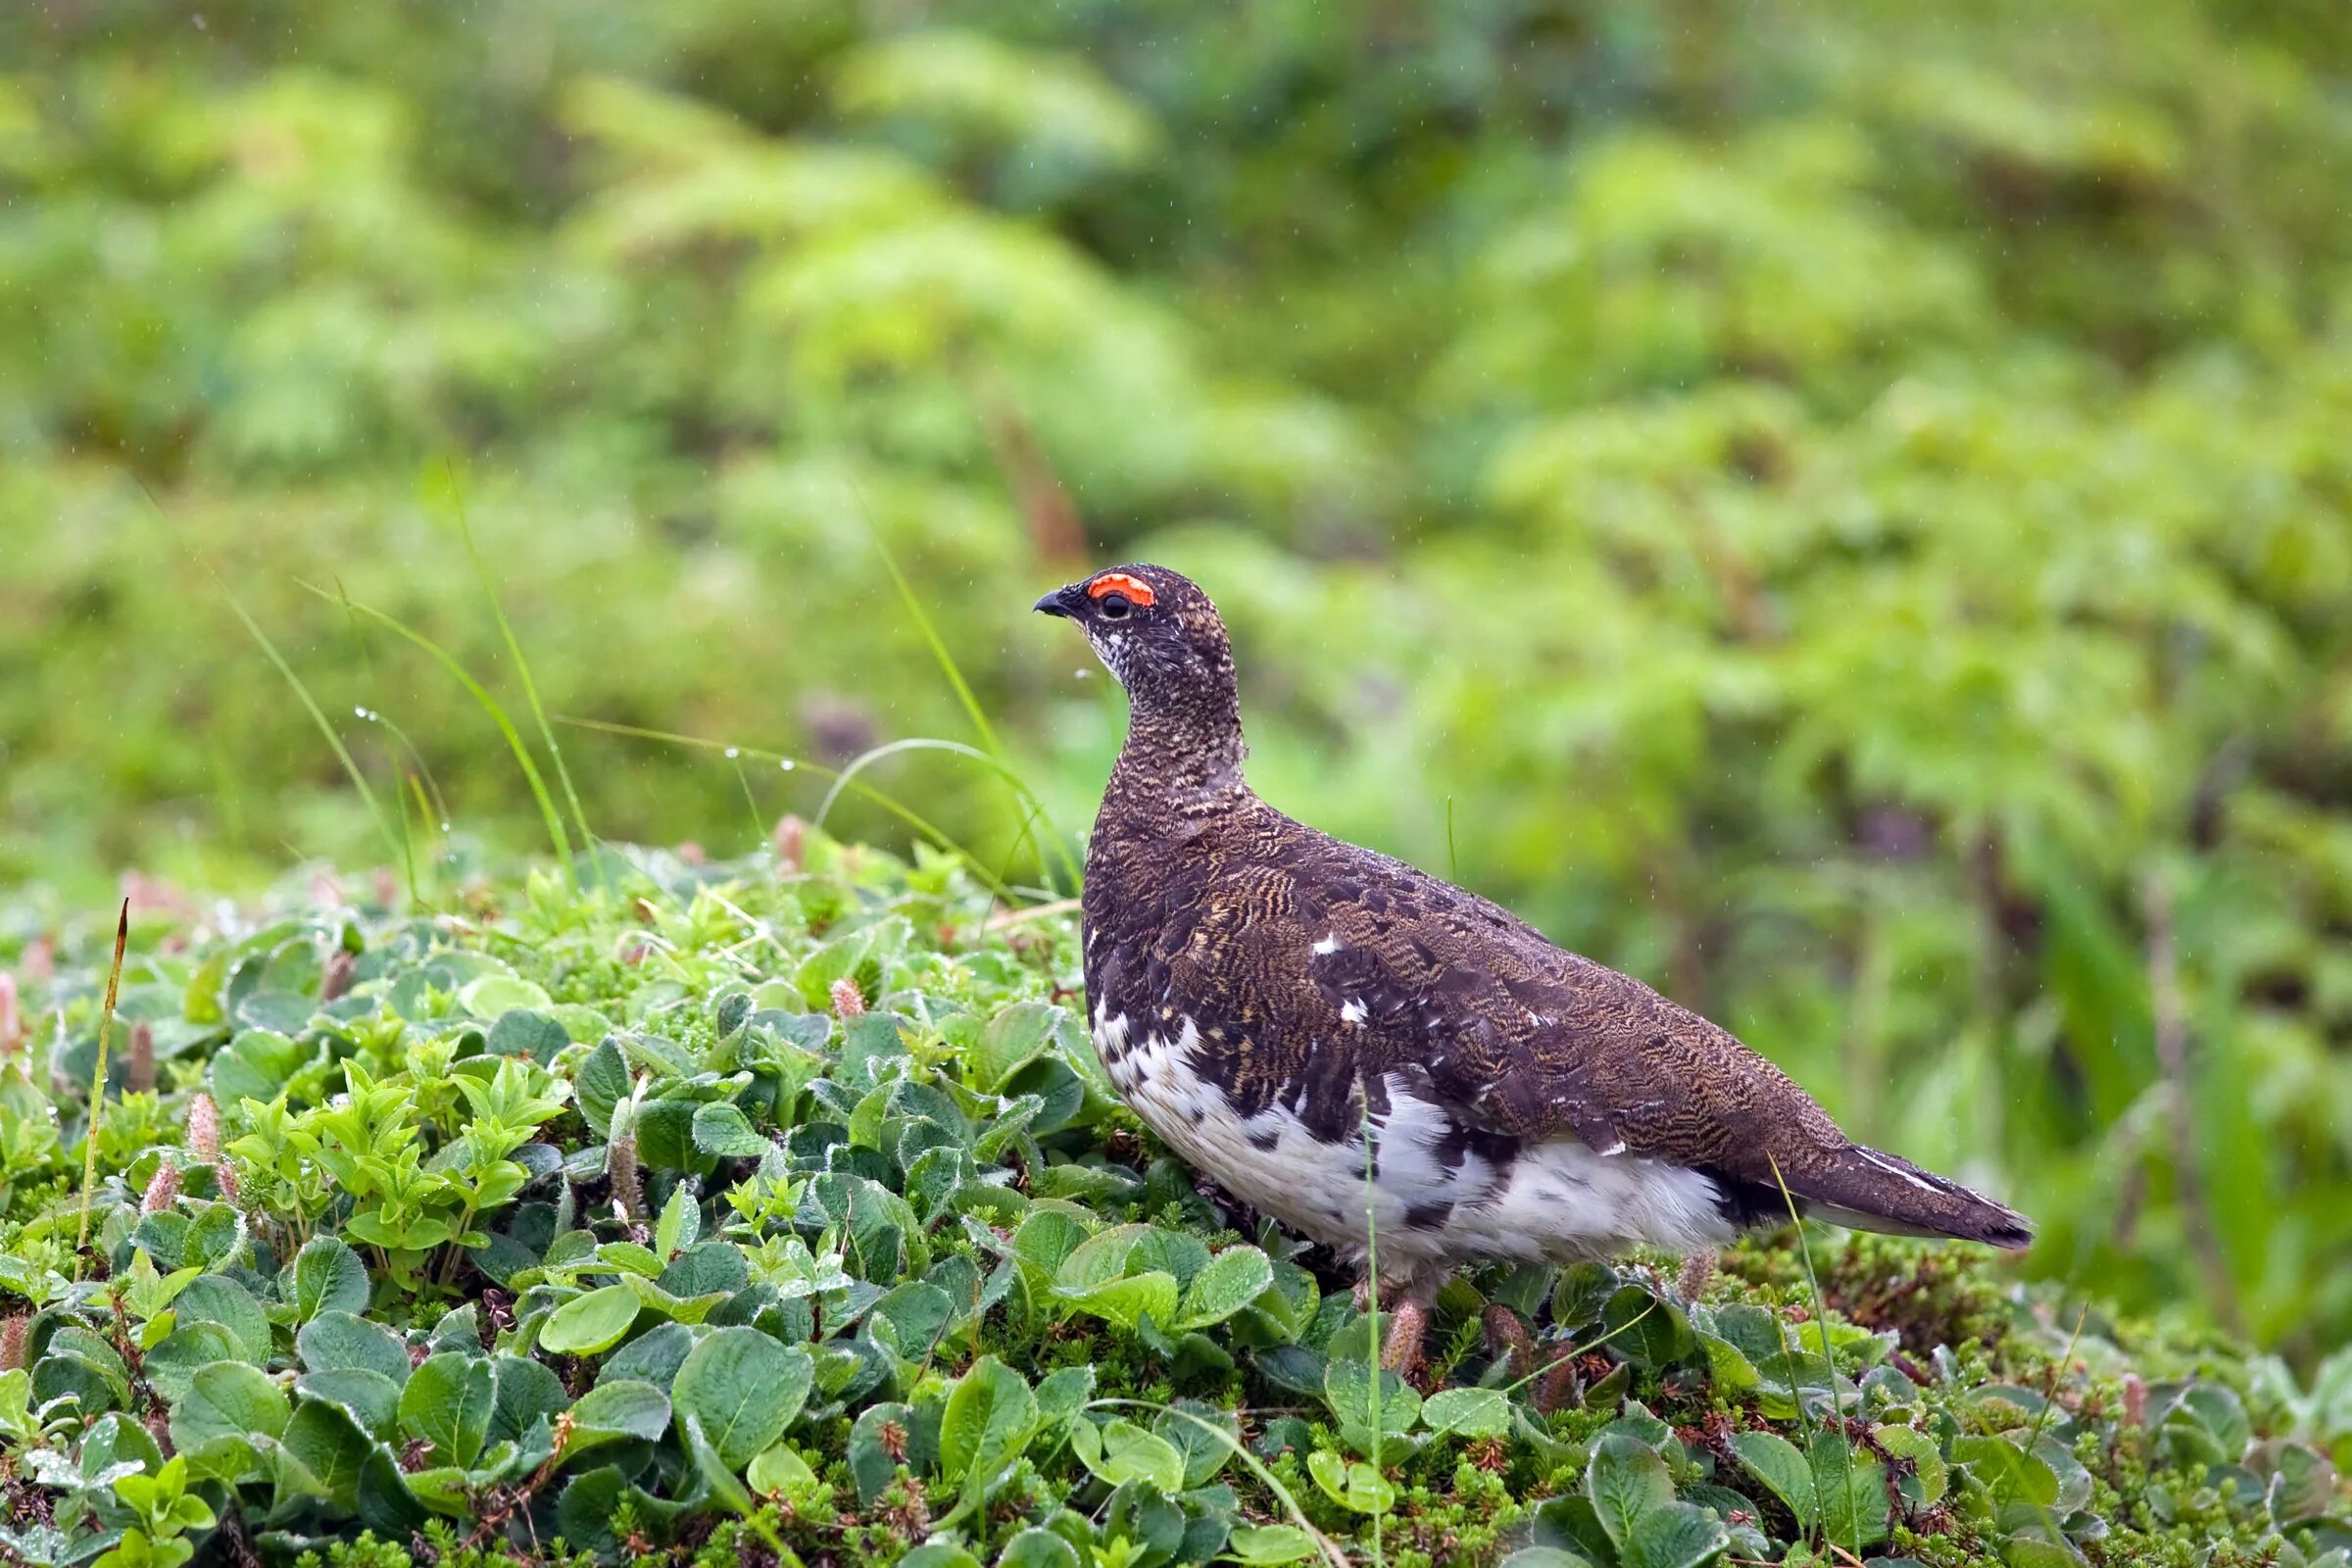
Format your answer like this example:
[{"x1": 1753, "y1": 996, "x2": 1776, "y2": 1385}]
[{"x1": 1093, "y1": 1007, "x2": 1738, "y2": 1272}]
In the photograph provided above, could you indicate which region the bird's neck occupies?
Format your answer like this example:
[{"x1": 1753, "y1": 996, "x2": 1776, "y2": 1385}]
[{"x1": 1102, "y1": 687, "x2": 1251, "y2": 822}]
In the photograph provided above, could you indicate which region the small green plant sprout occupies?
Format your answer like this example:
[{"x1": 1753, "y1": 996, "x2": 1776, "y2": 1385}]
[{"x1": 93, "y1": 1457, "x2": 216, "y2": 1568}]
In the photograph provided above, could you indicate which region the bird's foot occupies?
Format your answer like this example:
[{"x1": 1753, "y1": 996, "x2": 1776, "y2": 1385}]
[{"x1": 1378, "y1": 1296, "x2": 1432, "y2": 1390}]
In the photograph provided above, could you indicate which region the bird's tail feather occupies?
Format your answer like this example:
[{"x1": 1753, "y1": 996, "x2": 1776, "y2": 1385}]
[{"x1": 1789, "y1": 1143, "x2": 2032, "y2": 1250}]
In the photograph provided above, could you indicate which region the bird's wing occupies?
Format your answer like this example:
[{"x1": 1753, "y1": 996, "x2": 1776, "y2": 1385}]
[{"x1": 1283, "y1": 833, "x2": 2030, "y2": 1247}]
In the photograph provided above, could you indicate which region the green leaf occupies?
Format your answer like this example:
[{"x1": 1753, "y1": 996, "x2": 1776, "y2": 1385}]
[
  {"x1": 1603, "y1": 1285, "x2": 1695, "y2": 1367},
  {"x1": 1730, "y1": 1430, "x2": 1817, "y2": 1530},
  {"x1": 1175, "y1": 1245, "x2": 1272, "y2": 1330},
  {"x1": 1422, "y1": 1386, "x2": 1512, "y2": 1440},
  {"x1": 1225, "y1": 1524, "x2": 1320, "y2": 1564},
  {"x1": 1620, "y1": 1500, "x2": 1731, "y2": 1568},
  {"x1": 1069, "y1": 1417, "x2": 1184, "y2": 1493},
  {"x1": 691, "y1": 1102, "x2": 771, "y2": 1157},
  {"x1": 995, "y1": 1528, "x2": 1082, "y2": 1568},
  {"x1": 1497, "y1": 1551, "x2": 1600, "y2": 1568},
  {"x1": 170, "y1": 1361, "x2": 289, "y2": 1456},
  {"x1": 491, "y1": 1355, "x2": 570, "y2": 1442},
  {"x1": 400, "y1": 1353, "x2": 496, "y2": 1468},
  {"x1": 141, "y1": 1325, "x2": 242, "y2": 1405},
  {"x1": 671, "y1": 1327, "x2": 813, "y2": 1470},
  {"x1": 211, "y1": 1031, "x2": 303, "y2": 1110},
  {"x1": 1306, "y1": 1447, "x2": 1396, "y2": 1515},
  {"x1": 294, "y1": 1369, "x2": 403, "y2": 1438},
  {"x1": 1056, "y1": 1270, "x2": 1180, "y2": 1334},
  {"x1": 560, "y1": 1379, "x2": 672, "y2": 1462},
  {"x1": 1587, "y1": 1433, "x2": 1677, "y2": 1547},
  {"x1": 1807, "y1": 1433, "x2": 1889, "y2": 1550},
  {"x1": 1323, "y1": 1358, "x2": 1420, "y2": 1448},
  {"x1": 459, "y1": 974, "x2": 553, "y2": 1016},
  {"x1": 287, "y1": 1238, "x2": 371, "y2": 1322},
  {"x1": 1875, "y1": 1425, "x2": 1948, "y2": 1506},
  {"x1": 298, "y1": 1311, "x2": 412, "y2": 1384},
  {"x1": 653, "y1": 1183, "x2": 701, "y2": 1259},
  {"x1": 747, "y1": 1442, "x2": 823, "y2": 1501},
  {"x1": 1952, "y1": 1435, "x2": 2058, "y2": 1507},
  {"x1": 939, "y1": 1355, "x2": 1038, "y2": 1490},
  {"x1": 575, "y1": 1039, "x2": 629, "y2": 1139},
  {"x1": 538, "y1": 1285, "x2": 641, "y2": 1355},
  {"x1": 281, "y1": 1399, "x2": 373, "y2": 1509},
  {"x1": 172, "y1": 1277, "x2": 271, "y2": 1366}
]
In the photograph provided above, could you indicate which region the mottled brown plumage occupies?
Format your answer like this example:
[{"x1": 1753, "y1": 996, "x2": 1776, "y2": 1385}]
[{"x1": 1036, "y1": 564, "x2": 2029, "y2": 1360}]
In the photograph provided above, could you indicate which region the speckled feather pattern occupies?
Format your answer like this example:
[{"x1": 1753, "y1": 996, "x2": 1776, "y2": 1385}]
[{"x1": 1044, "y1": 564, "x2": 2031, "y2": 1288}]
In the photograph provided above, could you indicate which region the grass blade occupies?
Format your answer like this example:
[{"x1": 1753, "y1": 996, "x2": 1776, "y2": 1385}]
[
  {"x1": 854, "y1": 483, "x2": 1004, "y2": 758},
  {"x1": 1770, "y1": 1156, "x2": 1860, "y2": 1561},
  {"x1": 221, "y1": 585, "x2": 415, "y2": 900},
  {"x1": 439, "y1": 465, "x2": 606, "y2": 886},
  {"x1": 304, "y1": 581, "x2": 578, "y2": 889},
  {"x1": 74, "y1": 900, "x2": 130, "y2": 1274},
  {"x1": 553, "y1": 715, "x2": 1028, "y2": 905}
]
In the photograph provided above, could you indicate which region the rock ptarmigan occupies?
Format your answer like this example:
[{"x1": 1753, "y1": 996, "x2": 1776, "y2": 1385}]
[{"x1": 1036, "y1": 564, "x2": 2030, "y2": 1372}]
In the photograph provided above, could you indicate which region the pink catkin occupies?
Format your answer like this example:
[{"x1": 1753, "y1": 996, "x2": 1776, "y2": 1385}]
[
  {"x1": 0, "y1": 1315, "x2": 27, "y2": 1371},
  {"x1": 140, "y1": 1161, "x2": 182, "y2": 1215},
  {"x1": 0, "y1": 972, "x2": 18, "y2": 1054},
  {"x1": 187, "y1": 1094, "x2": 220, "y2": 1159},
  {"x1": 773, "y1": 815, "x2": 808, "y2": 875},
  {"x1": 830, "y1": 977, "x2": 865, "y2": 1017}
]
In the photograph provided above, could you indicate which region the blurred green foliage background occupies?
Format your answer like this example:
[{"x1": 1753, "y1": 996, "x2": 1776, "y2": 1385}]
[{"x1": 5, "y1": 1, "x2": 2351, "y2": 1354}]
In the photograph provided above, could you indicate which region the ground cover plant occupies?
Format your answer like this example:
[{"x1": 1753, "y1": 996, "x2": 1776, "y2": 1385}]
[
  {"x1": 3, "y1": 843, "x2": 2349, "y2": 1567},
  {"x1": 9, "y1": 0, "x2": 2352, "y2": 1359}
]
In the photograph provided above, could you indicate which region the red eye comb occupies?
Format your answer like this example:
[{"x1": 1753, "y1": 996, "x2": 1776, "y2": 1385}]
[{"x1": 1087, "y1": 572, "x2": 1155, "y2": 606}]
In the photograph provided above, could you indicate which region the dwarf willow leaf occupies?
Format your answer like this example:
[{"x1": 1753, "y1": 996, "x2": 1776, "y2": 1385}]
[
  {"x1": 296, "y1": 1369, "x2": 403, "y2": 1438},
  {"x1": 746, "y1": 1441, "x2": 822, "y2": 1500},
  {"x1": 288, "y1": 1237, "x2": 370, "y2": 1322},
  {"x1": 940, "y1": 1355, "x2": 1038, "y2": 1489},
  {"x1": 538, "y1": 1285, "x2": 641, "y2": 1355},
  {"x1": 141, "y1": 1324, "x2": 243, "y2": 1404},
  {"x1": 1730, "y1": 1430, "x2": 1816, "y2": 1529},
  {"x1": 1422, "y1": 1386, "x2": 1512, "y2": 1440},
  {"x1": 1226, "y1": 1524, "x2": 1320, "y2": 1565},
  {"x1": 1324, "y1": 1358, "x2": 1421, "y2": 1444},
  {"x1": 561, "y1": 1379, "x2": 672, "y2": 1461},
  {"x1": 173, "y1": 1276, "x2": 270, "y2": 1366},
  {"x1": 691, "y1": 1102, "x2": 770, "y2": 1157},
  {"x1": 654, "y1": 1182, "x2": 700, "y2": 1258},
  {"x1": 1175, "y1": 1244, "x2": 1271, "y2": 1330},
  {"x1": 1069, "y1": 1416, "x2": 1183, "y2": 1493},
  {"x1": 1621, "y1": 1500, "x2": 1731, "y2": 1568},
  {"x1": 298, "y1": 1311, "x2": 412, "y2": 1385},
  {"x1": 401, "y1": 1353, "x2": 496, "y2": 1468},
  {"x1": 282, "y1": 1399, "x2": 373, "y2": 1509},
  {"x1": 1306, "y1": 1447, "x2": 1395, "y2": 1514},
  {"x1": 1587, "y1": 1433, "x2": 1677, "y2": 1547},
  {"x1": 996, "y1": 1528, "x2": 1083, "y2": 1568},
  {"x1": 672, "y1": 1328, "x2": 812, "y2": 1469},
  {"x1": 171, "y1": 1361, "x2": 289, "y2": 1457},
  {"x1": 1875, "y1": 1425, "x2": 1949, "y2": 1505}
]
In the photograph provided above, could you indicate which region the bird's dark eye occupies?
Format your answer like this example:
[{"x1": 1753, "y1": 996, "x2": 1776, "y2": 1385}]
[{"x1": 1099, "y1": 592, "x2": 1134, "y2": 620}]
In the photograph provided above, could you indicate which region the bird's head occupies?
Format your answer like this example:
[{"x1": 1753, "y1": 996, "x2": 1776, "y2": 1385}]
[{"x1": 1032, "y1": 564, "x2": 1235, "y2": 710}]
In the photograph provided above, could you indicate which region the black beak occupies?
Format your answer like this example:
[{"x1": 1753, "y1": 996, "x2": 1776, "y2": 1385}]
[{"x1": 1033, "y1": 585, "x2": 1079, "y2": 618}]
